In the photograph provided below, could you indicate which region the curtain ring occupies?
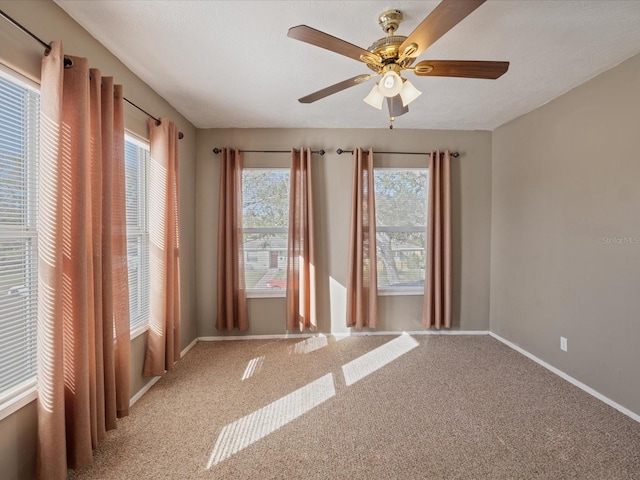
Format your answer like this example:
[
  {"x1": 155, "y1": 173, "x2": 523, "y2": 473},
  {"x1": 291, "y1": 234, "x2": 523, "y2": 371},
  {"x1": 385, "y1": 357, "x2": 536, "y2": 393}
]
[{"x1": 63, "y1": 57, "x2": 74, "y2": 69}]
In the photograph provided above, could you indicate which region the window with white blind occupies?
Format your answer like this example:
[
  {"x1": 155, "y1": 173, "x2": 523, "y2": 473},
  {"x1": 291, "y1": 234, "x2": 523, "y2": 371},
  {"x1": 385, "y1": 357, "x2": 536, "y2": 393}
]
[
  {"x1": 0, "y1": 69, "x2": 39, "y2": 399},
  {"x1": 124, "y1": 136, "x2": 150, "y2": 331},
  {"x1": 242, "y1": 168, "x2": 290, "y2": 295},
  {"x1": 374, "y1": 168, "x2": 428, "y2": 293}
]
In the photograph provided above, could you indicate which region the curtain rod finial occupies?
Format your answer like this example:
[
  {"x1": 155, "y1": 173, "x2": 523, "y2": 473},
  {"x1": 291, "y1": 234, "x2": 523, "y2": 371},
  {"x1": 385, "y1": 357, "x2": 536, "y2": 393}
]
[
  {"x1": 317, "y1": 149, "x2": 325, "y2": 156},
  {"x1": 213, "y1": 148, "x2": 221, "y2": 154}
]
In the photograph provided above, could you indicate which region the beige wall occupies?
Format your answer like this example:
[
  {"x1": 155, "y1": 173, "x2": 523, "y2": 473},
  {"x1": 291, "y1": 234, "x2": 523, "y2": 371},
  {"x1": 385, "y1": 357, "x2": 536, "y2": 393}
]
[
  {"x1": 491, "y1": 53, "x2": 640, "y2": 416},
  {"x1": 0, "y1": 401, "x2": 37, "y2": 480},
  {"x1": 196, "y1": 128, "x2": 493, "y2": 336},
  {"x1": 0, "y1": 1, "x2": 198, "y2": 478}
]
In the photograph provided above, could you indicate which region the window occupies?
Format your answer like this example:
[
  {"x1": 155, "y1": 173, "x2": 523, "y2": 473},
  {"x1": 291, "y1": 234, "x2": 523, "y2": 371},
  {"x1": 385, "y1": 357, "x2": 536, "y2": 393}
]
[
  {"x1": 0, "y1": 69, "x2": 39, "y2": 398},
  {"x1": 374, "y1": 168, "x2": 428, "y2": 292},
  {"x1": 242, "y1": 168, "x2": 290, "y2": 294},
  {"x1": 124, "y1": 136, "x2": 150, "y2": 331}
]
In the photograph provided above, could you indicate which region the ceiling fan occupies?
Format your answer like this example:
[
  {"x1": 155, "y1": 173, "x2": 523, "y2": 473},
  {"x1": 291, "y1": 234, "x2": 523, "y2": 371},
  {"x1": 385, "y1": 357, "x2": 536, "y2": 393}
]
[{"x1": 287, "y1": 0, "x2": 509, "y2": 127}]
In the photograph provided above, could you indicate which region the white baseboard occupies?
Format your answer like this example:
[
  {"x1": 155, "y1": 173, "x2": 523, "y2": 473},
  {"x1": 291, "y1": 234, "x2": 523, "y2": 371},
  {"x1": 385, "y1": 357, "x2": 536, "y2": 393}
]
[
  {"x1": 129, "y1": 376, "x2": 161, "y2": 407},
  {"x1": 198, "y1": 330, "x2": 489, "y2": 341},
  {"x1": 130, "y1": 337, "x2": 198, "y2": 408},
  {"x1": 333, "y1": 330, "x2": 489, "y2": 337},
  {"x1": 199, "y1": 333, "x2": 317, "y2": 341},
  {"x1": 181, "y1": 337, "x2": 199, "y2": 357},
  {"x1": 489, "y1": 332, "x2": 640, "y2": 424}
]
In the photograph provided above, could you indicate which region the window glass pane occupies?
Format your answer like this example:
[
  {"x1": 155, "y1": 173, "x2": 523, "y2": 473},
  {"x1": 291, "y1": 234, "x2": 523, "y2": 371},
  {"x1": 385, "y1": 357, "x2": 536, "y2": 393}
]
[
  {"x1": 374, "y1": 169, "x2": 428, "y2": 289},
  {"x1": 0, "y1": 72, "x2": 39, "y2": 396},
  {"x1": 242, "y1": 169, "x2": 290, "y2": 292},
  {"x1": 125, "y1": 140, "x2": 143, "y2": 228},
  {"x1": 124, "y1": 137, "x2": 149, "y2": 329}
]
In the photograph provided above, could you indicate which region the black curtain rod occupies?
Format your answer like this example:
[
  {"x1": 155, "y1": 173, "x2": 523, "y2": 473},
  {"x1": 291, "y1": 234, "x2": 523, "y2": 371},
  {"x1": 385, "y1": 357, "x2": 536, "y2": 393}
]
[
  {"x1": 122, "y1": 98, "x2": 184, "y2": 139},
  {"x1": 212, "y1": 148, "x2": 325, "y2": 156},
  {"x1": 336, "y1": 148, "x2": 459, "y2": 158},
  {"x1": 0, "y1": 8, "x2": 184, "y2": 140}
]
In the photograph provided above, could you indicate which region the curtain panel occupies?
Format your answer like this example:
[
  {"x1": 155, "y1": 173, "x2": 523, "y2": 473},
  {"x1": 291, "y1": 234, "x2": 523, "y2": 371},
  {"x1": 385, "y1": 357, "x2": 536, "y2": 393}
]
[
  {"x1": 346, "y1": 148, "x2": 378, "y2": 329},
  {"x1": 37, "y1": 41, "x2": 131, "y2": 479},
  {"x1": 286, "y1": 148, "x2": 317, "y2": 331},
  {"x1": 143, "y1": 118, "x2": 182, "y2": 376},
  {"x1": 422, "y1": 150, "x2": 452, "y2": 329},
  {"x1": 216, "y1": 148, "x2": 248, "y2": 331}
]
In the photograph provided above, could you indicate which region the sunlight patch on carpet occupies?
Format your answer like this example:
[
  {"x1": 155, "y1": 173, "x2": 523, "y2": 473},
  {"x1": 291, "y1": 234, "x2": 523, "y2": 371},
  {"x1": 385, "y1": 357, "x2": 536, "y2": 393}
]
[
  {"x1": 289, "y1": 334, "x2": 328, "y2": 354},
  {"x1": 207, "y1": 373, "x2": 336, "y2": 467},
  {"x1": 241, "y1": 356, "x2": 265, "y2": 381},
  {"x1": 341, "y1": 333, "x2": 419, "y2": 386}
]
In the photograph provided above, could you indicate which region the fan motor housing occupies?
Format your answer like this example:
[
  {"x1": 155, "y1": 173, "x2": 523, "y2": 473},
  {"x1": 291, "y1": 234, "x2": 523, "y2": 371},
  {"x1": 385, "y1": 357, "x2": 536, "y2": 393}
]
[
  {"x1": 367, "y1": 35, "x2": 415, "y2": 71},
  {"x1": 366, "y1": 10, "x2": 416, "y2": 72}
]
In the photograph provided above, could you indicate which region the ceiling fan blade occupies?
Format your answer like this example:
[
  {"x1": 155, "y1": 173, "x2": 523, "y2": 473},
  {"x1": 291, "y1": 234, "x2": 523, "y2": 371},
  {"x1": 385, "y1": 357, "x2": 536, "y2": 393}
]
[
  {"x1": 414, "y1": 60, "x2": 509, "y2": 79},
  {"x1": 399, "y1": 0, "x2": 486, "y2": 59},
  {"x1": 387, "y1": 95, "x2": 409, "y2": 117},
  {"x1": 298, "y1": 75, "x2": 373, "y2": 104},
  {"x1": 288, "y1": 25, "x2": 377, "y2": 63}
]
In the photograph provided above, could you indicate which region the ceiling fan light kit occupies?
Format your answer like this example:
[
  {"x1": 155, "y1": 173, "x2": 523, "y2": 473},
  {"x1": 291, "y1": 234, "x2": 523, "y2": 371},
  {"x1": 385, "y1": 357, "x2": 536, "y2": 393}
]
[
  {"x1": 287, "y1": 0, "x2": 509, "y2": 127},
  {"x1": 363, "y1": 85, "x2": 385, "y2": 110},
  {"x1": 399, "y1": 79, "x2": 422, "y2": 107},
  {"x1": 378, "y1": 71, "x2": 404, "y2": 97},
  {"x1": 364, "y1": 73, "x2": 422, "y2": 111}
]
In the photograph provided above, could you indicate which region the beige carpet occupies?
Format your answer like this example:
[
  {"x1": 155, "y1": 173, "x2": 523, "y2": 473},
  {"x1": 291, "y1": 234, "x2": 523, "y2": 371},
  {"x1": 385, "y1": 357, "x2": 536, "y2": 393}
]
[{"x1": 69, "y1": 335, "x2": 640, "y2": 479}]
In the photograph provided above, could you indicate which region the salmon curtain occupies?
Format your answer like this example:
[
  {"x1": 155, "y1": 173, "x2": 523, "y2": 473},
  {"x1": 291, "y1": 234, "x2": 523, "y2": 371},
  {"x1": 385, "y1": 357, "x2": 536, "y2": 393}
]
[
  {"x1": 143, "y1": 118, "x2": 181, "y2": 376},
  {"x1": 346, "y1": 148, "x2": 378, "y2": 329},
  {"x1": 286, "y1": 148, "x2": 316, "y2": 331},
  {"x1": 37, "y1": 41, "x2": 131, "y2": 479},
  {"x1": 216, "y1": 148, "x2": 248, "y2": 331},
  {"x1": 422, "y1": 150, "x2": 452, "y2": 328}
]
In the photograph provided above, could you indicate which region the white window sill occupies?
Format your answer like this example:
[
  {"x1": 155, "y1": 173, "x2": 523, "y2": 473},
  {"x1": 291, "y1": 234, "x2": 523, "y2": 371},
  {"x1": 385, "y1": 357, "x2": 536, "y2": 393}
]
[
  {"x1": 0, "y1": 323, "x2": 150, "y2": 421},
  {"x1": 0, "y1": 379, "x2": 37, "y2": 422},
  {"x1": 130, "y1": 322, "x2": 150, "y2": 340},
  {"x1": 378, "y1": 288, "x2": 424, "y2": 296},
  {"x1": 247, "y1": 289, "x2": 424, "y2": 298},
  {"x1": 247, "y1": 290, "x2": 286, "y2": 299}
]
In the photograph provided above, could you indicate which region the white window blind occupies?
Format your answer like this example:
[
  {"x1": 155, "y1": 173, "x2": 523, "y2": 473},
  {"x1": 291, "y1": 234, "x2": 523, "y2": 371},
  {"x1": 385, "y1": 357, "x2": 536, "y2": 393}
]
[
  {"x1": 374, "y1": 168, "x2": 428, "y2": 291},
  {"x1": 242, "y1": 168, "x2": 290, "y2": 293},
  {"x1": 124, "y1": 136, "x2": 150, "y2": 330},
  {"x1": 0, "y1": 71, "x2": 39, "y2": 397}
]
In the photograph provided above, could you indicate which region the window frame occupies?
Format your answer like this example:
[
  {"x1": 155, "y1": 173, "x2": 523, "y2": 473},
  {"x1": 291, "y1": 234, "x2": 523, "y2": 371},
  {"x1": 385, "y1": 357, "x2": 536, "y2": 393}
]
[
  {"x1": 373, "y1": 167, "x2": 429, "y2": 296},
  {"x1": 124, "y1": 133, "x2": 151, "y2": 338},
  {"x1": 241, "y1": 167, "x2": 290, "y2": 299},
  {"x1": 0, "y1": 64, "x2": 40, "y2": 418}
]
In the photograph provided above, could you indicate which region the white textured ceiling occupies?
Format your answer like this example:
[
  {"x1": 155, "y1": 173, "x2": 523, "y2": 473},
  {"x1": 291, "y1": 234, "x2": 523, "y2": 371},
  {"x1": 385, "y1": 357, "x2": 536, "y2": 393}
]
[{"x1": 54, "y1": 0, "x2": 640, "y2": 131}]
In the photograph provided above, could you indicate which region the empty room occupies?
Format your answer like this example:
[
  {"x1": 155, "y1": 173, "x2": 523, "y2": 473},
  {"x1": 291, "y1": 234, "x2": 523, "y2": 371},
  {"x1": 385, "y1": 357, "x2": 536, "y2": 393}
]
[{"x1": 1, "y1": 1, "x2": 639, "y2": 479}]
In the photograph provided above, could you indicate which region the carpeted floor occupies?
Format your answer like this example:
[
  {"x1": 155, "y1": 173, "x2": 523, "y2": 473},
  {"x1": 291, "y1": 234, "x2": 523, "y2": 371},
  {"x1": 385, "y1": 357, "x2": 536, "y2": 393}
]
[{"x1": 68, "y1": 335, "x2": 640, "y2": 479}]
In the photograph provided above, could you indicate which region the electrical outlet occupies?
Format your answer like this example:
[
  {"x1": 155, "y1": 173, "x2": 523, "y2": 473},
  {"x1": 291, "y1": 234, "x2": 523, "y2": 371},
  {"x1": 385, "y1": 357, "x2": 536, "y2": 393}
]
[{"x1": 560, "y1": 336, "x2": 568, "y2": 352}]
